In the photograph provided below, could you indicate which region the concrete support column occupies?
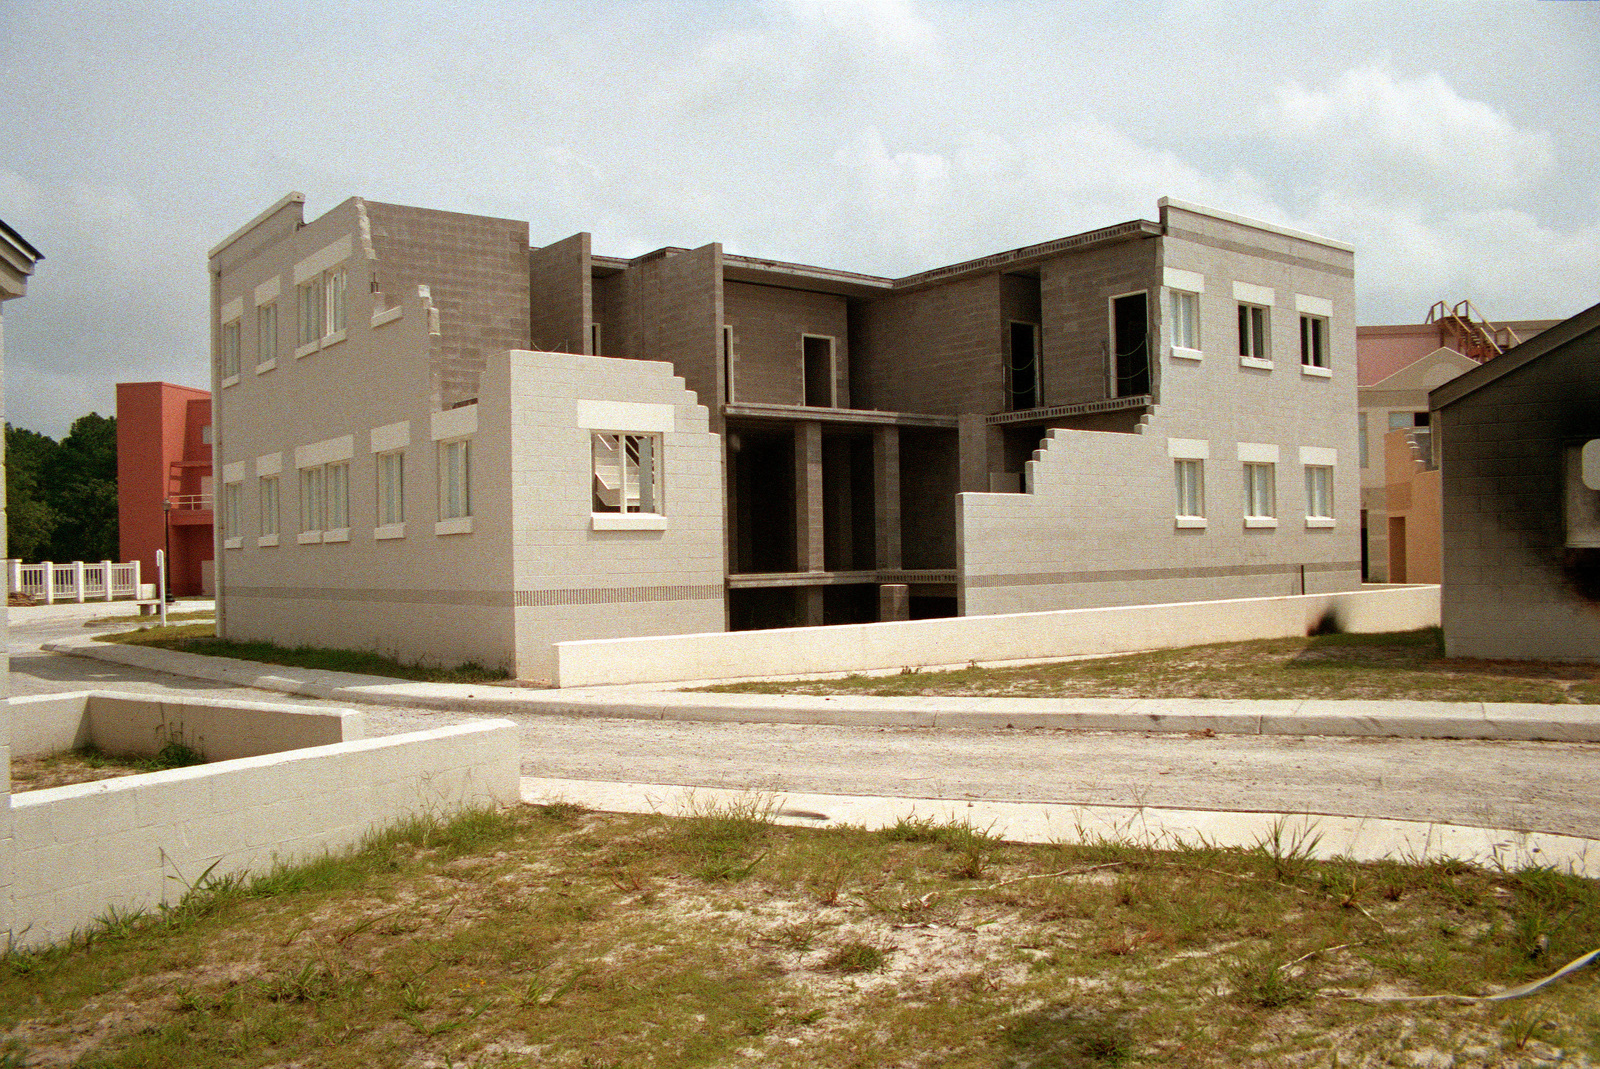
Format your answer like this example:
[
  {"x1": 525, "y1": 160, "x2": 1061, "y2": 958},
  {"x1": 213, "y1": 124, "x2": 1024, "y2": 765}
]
[
  {"x1": 957, "y1": 413, "x2": 990, "y2": 494},
  {"x1": 794, "y1": 421, "x2": 824, "y2": 572},
  {"x1": 879, "y1": 583, "x2": 910, "y2": 622},
  {"x1": 873, "y1": 426, "x2": 901, "y2": 570},
  {"x1": 798, "y1": 586, "x2": 824, "y2": 627}
]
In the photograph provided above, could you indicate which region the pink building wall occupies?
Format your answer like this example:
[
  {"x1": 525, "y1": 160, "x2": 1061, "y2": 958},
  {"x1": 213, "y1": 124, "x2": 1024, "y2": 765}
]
[{"x1": 116, "y1": 382, "x2": 213, "y2": 597}]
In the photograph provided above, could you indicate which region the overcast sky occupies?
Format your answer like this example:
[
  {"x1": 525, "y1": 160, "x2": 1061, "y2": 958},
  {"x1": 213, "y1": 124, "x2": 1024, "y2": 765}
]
[{"x1": 2, "y1": 0, "x2": 1596, "y2": 438}]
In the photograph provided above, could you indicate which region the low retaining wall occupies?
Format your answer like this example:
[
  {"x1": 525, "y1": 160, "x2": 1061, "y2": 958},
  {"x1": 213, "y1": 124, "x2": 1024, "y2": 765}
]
[
  {"x1": 7, "y1": 691, "x2": 362, "y2": 762},
  {"x1": 553, "y1": 585, "x2": 1441, "y2": 688},
  {"x1": 4, "y1": 692, "x2": 520, "y2": 946}
]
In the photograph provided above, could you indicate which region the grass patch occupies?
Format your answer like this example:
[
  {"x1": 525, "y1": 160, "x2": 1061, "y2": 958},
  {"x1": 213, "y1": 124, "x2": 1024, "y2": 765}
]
[
  {"x1": 2, "y1": 805, "x2": 1594, "y2": 1067},
  {"x1": 83, "y1": 609, "x2": 215, "y2": 627},
  {"x1": 702, "y1": 627, "x2": 1600, "y2": 704},
  {"x1": 95, "y1": 623, "x2": 511, "y2": 684},
  {"x1": 10, "y1": 743, "x2": 207, "y2": 793}
]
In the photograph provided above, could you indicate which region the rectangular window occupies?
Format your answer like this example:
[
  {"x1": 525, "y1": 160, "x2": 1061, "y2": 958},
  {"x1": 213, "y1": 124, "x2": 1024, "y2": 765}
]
[
  {"x1": 221, "y1": 320, "x2": 241, "y2": 378},
  {"x1": 222, "y1": 482, "x2": 242, "y2": 541},
  {"x1": 1305, "y1": 465, "x2": 1334, "y2": 519},
  {"x1": 1300, "y1": 315, "x2": 1328, "y2": 369},
  {"x1": 298, "y1": 276, "x2": 324, "y2": 346},
  {"x1": 325, "y1": 461, "x2": 349, "y2": 530},
  {"x1": 592, "y1": 432, "x2": 662, "y2": 514},
  {"x1": 259, "y1": 475, "x2": 279, "y2": 538},
  {"x1": 1170, "y1": 291, "x2": 1200, "y2": 352},
  {"x1": 1175, "y1": 459, "x2": 1204, "y2": 519},
  {"x1": 1244, "y1": 462, "x2": 1276, "y2": 519},
  {"x1": 440, "y1": 439, "x2": 471, "y2": 520},
  {"x1": 299, "y1": 465, "x2": 324, "y2": 533},
  {"x1": 378, "y1": 451, "x2": 404, "y2": 526},
  {"x1": 1358, "y1": 414, "x2": 1368, "y2": 469},
  {"x1": 325, "y1": 268, "x2": 347, "y2": 334},
  {"x1": 1238, "y1": 304, "x2": 1269, "y2": 363},
  {"x1": 257, "y1": 302, "x2": 277, "y2": 367}
]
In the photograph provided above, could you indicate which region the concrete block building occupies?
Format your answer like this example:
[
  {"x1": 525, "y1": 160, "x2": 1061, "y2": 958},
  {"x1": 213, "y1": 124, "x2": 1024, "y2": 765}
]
[
  {"x1": 210, "y1": 195, "x2": 1360, "y2": 680},
  {"x1": 1433, "y1": 301, "x2": 1600, "y2": 662}
]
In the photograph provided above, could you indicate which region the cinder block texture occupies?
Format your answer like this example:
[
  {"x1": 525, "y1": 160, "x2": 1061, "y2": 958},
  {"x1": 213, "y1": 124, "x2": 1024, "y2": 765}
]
[{"x1": 7, "y1": 719, "x2": 519, "y2": 946}]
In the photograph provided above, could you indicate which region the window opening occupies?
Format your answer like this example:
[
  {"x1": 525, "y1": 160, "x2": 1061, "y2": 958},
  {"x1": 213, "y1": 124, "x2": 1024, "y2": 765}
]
[
  {"x1": 592, "y1": 432, "x2": 662, "y2": 514},
  {"x1": 221, "y1": 320, "x2": 241, "y2": 378},
  {"x1": 1006, "y1": 321, "x2": 1040, "y2": 410},
  {"x1": 803, "y1": 336, "x2": 835, "y2": 407},
  {"x1": 378, "y1": 451, "x2": 404, "y2": 526},
  {"x1": 1244, "y1": 462, "x2": 1276, "y2": 519},
  {"x1": 259, "y1": 475, "x2": 279, "y2": 537},
  {"x1": 1238, "y1": 303, "x2": 1269, "y2": 362},
  {"x1": 299, "y1": 466, "x2": 324, "y2": 533},
  {"x1": 1300, "y1": 315, "x2": 1327, "y2": 368},
  {"x1": 257, "y1": 302, "x2": 277, "y2": 365},
  {"x1": 439, "y1": 439, "x2": 471, "y2": 520},
  {"x1": 1305, "y1": 465, "x2": 1334, "y2": 519},
  {"x1": 722, "y1": 324, "x2": 735, "y2": 404},
  {"x1": 1171, "y1": 291, "x2": 1199, "y2": 351},
  {"x1": 1112, "y1": 292, "x2": 1150, "y2": 396},
  {"x1": 1175, "y1": 459, "x2": 1204, "y2": 519}
]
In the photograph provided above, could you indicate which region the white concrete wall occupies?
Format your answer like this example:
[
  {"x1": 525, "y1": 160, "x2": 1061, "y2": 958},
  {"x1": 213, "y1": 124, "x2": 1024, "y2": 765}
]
[
  {"x1": 505, "y1": 351, "x2": 726, "y2": 681},
  {"x1": 8, "y1": 719, "x2": 519, "y2": 946},
  {"x1": 554, "y1": 585, "x2": 1440, "y2": 687},
  {"x1": 7, "y1": 691, "x2": 363, "y2": 762}
]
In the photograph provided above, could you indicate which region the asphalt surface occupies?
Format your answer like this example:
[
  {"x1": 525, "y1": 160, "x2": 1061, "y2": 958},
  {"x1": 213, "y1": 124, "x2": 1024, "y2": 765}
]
[{"x1": 10, "y1": 609, "x2": 1600, "y2": 839}]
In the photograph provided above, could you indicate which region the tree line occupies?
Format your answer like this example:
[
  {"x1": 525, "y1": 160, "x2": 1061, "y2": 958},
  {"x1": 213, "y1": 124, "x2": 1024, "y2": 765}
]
[{"x1": 6, "y1": 414, "x2": 119, "y2": 563}]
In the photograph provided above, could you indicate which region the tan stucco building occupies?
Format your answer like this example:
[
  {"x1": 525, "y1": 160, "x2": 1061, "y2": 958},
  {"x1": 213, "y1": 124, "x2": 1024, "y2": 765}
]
[{"x1": 210, "y1": 195, "x2": 1361, "y2": 680}]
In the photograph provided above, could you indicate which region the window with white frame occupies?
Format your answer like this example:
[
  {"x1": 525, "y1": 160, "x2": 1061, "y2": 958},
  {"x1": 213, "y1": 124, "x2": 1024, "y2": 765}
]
[
  {"x1": 221, "y1": 320, "x2": 241, "y2": 379},
  {"x1": 1305, "y1": 465, "x2": 1334, "y2": 520},
  {"x1": 222, "y1": 481, "x2": 243, "y2": 546},
  {"x1": 592, "y1": 432, "x2": 662, "y2": 515},
  {"x1": 325, "y1": 267, "x2": 346, "y2": 335},
  {"x1": 1175, "y1": 459, "x2": 1204, "y2": 520},
  {"x1": 1238, "y1": 304, "x2": 1269, "y2": 363},
  {"x1": 298, "y1": 275, "x2": 323, "y2": 346},
  {"x1": 1170, "y1": 290, "x2": 1200, "y2": 352},
  {"x1": 439, "y1": 438, "x2": 471, "y2": 520},
  {"x1": 1243, "y1": 462, "x2": 1276, "y2": 520},
  {"x1": 377, "y1": 451, "x2": 404, "y2": 526},
  {"x1": 1300, "y1": 315, "x2": 1328, "y2": 369},
  {"x1": 259, "y1": 475, "x2": 279, "y2": 538},
  {"x1": 325, "y1": 461, "x2": 350, "y2": 531},
  {"x1": 257, "y1": 302, "x2": 277, "y2": 367},
  {"x1": 299, "y1": 465, "x2": 324, "y2": 534}
]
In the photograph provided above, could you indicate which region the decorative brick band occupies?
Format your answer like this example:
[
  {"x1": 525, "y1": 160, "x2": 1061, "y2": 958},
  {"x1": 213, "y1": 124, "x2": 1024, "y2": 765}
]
[
  {"x1": 966, "y1": 560, "x2": 1361, "y2": 589},
  {"x1": 228, "y1": 585, "x2": 510, "y2": 607},
  {"x1": 514, "y1": 584, "x2": 724, "y2": 608}
]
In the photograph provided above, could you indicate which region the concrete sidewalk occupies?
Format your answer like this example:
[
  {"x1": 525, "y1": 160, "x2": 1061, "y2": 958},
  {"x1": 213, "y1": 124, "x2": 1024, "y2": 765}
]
[
  {"x1": 521, "y1": 777, "x2": 1600, "y2": 878},
  {"x1": 45, "y1": 633, "x2": 1600, "y2": 742}
]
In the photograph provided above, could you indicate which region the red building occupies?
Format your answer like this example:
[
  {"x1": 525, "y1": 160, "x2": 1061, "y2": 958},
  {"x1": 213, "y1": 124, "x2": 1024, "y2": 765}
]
[{"x1": 116, "y1": 382, "x2": 214, "y2": 597}]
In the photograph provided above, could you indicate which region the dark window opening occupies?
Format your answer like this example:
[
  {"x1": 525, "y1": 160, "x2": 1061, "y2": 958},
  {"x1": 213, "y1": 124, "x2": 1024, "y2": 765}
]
[
  {"x1": 1113, "y1": 292, "x2": 1150, "y2": 397},
  {"x1": 803, "y1": 336, "x2": 834, "y2": 407},
  {"x1": 1006, "y1": 321, "x2": 1040, "y2": 410}
]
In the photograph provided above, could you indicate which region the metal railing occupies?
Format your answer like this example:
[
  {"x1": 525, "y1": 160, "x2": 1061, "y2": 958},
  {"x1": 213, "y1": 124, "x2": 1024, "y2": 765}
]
[{"x1": 6, "y1": 559, "x2": 143, "y2": 604}]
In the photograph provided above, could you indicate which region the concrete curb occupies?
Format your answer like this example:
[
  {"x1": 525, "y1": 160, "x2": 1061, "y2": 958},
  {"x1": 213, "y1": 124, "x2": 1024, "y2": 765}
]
[
  {"x1": 520, "y1": 777, "x2": 1600, "y2": 876},
  {"x1": 45, "y1": 636, "x2": 1600, "y2": 742}
]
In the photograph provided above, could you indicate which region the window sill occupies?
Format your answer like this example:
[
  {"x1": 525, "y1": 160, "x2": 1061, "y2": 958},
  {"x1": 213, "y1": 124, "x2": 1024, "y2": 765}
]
[
  {"x1": 255, "y1": 359, "x2": 277, "y2": 375},
  {"x1": 1305, "y1": 516, "x2": 1336, "y2": 528},
  {"x1": 323, "y1": 527, "x2": 350, "y2": 543},
  {"x1": 294, "y1": 340, "x2": 321, "y2": 360},
  {"x1": 371, "y1": 305, "x2": 404, "y2": 328},
  {"x1": 322, "y1": 329, "x2": 347, "y2": 349},
  {"x1": 1244, "y1": 516, "x2": 1278, "y2": 529},
  {"x1": 1170, "y1": 346, "x2": 1203, "y2": 362},
  {"x1": 1174, "y1": 516, "x2": 1207, "y2": 529},
  {"x1": 436, "y1": 517, "x2": 473, "y2": 536},
  {"x1": 1239, "y1": 356, "x2": 1274, "y2": 371},
  {"x1": 297, "y1": 531, "x2": 322, "y2": 544},
  {"x1": 592, "y1": 513, "x2": 669, "y2": 531},
  {"x1": 257, "y1": 534, "x2": 279, "y2": 547},
  {"x1": 223, "y1": 537, "x2": 242, "y2": 550},
  {"x1": 1301, "y1": 364, "x2": 1332, "y2": 379},
  {"x1": 221, "y1": 373, "x2": 240, "y2": 388},
  {"x1": 374, "y1": 523, "x2": 406, "y2": 540}
]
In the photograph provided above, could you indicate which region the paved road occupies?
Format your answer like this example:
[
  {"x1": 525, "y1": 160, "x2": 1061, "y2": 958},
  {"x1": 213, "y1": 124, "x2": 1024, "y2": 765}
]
[{"x1": 9, "y1": 610, "x2": 1600, "y2": 838}]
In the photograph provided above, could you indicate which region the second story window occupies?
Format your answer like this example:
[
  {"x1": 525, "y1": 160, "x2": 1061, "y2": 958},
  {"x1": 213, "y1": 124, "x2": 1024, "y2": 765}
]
[
  {"x1": 221, "y1": 320, "x2": 241, "y2": 379},
  {"x1": 592, "y1": 432, "x2": 662, "y2": 515},
  {"x1": 1238, "y1": 303, "x2": 1269, "y2": 363},
  {"x1": 1300, "y1": 315, "x2": 1328, "y2": 370}
]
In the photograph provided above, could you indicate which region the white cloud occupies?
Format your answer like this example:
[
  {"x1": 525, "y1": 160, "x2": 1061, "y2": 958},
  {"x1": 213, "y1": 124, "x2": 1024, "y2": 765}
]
[{"x1": 1264, "y1": 65, "x2": 1555, "y2": 204}]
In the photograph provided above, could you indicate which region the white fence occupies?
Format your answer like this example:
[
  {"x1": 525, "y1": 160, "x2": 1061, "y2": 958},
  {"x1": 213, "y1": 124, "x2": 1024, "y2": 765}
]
[{"x1": 5, "y1": 559, "x2": 143, "y2": 604}]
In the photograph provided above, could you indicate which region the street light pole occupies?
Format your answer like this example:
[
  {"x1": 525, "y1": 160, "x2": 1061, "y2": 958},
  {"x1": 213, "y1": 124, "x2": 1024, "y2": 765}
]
[{"x1": 163, "y1": 497, "x2": 173, "y2": 603}]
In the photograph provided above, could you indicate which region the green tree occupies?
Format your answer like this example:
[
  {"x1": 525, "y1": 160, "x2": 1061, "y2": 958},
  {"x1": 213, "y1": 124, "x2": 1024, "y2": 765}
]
[
  {"x1": 5, "y1": 423, "x2": 59, "y2": 561},
  {"x1": 45, "y1": 413, "x2": 119, "y2": 562}
]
